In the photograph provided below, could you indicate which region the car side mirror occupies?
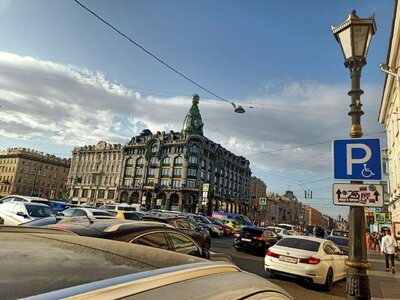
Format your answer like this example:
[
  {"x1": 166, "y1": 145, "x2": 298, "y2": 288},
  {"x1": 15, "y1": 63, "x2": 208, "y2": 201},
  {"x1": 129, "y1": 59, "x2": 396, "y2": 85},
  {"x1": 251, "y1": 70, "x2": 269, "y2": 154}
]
[{"x1": 16, "y1": 211, "x2": 29, "y2": 218}]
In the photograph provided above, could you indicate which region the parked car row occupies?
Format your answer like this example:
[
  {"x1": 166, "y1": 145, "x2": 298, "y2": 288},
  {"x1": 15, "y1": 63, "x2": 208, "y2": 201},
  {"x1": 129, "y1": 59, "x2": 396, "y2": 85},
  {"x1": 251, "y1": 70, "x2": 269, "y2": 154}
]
[{"x1": 1, "y1": 226, "x2": 294, "y2": 300}]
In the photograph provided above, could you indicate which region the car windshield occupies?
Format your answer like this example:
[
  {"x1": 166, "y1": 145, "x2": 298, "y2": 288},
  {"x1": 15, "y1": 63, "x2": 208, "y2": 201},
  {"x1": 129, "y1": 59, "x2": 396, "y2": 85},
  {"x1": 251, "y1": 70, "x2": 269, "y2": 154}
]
[
  {"x1": 332, "y1": 230, "x2": 349, "y2": 237},
  {"x1": 277, "y1": 238, "x2": 320, "y2": 252},
  {"x1": 92, "y1": 211, "x2": 114, "y2": 216},
  {"x1": 199, "y1": 216, "x2": 212, "y2": 224},
  {"x1": 327, "y1": 236, "x2": 349, "y2": 246},
  {"x1": 25, "y1": 204, "x2": 56, "y2": 218}
]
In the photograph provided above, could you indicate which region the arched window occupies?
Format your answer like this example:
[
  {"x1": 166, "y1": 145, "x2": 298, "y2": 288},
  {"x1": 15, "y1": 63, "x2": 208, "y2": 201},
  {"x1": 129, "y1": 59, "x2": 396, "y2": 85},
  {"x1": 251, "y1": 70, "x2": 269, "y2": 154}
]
[
  {"x1": 126, "y1": 158, "x2": 134, "y2": 166},
  {"x1": 137, "y1": 157, "x2": 144, "y2": 165},
  {"x1": 190, "y1": 143, "x2": 199, "y2": 153},
  {"x1": 151, "y1": 144, "x2": 158, "y2": 153},
  {"x1": 174, "y1": 156, "x2": 183, "y2": 165},
  {"x1": 162, "y1": 156, "x2": 170, "y2": 165}
]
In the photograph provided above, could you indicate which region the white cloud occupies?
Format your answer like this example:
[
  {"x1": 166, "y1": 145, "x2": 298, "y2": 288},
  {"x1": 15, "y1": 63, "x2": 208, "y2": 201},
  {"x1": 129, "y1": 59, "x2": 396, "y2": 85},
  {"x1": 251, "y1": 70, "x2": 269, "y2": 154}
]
[{"x1": 0, "y1": 52, "x2": 385, "y2": 217}]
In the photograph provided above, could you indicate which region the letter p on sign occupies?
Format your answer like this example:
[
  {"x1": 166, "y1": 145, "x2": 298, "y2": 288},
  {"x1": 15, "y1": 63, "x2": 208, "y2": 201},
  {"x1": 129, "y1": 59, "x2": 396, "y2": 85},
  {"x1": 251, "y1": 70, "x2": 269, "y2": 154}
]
[{"x1": 346, "y1": 144, "x2": 372, "y2": 175}]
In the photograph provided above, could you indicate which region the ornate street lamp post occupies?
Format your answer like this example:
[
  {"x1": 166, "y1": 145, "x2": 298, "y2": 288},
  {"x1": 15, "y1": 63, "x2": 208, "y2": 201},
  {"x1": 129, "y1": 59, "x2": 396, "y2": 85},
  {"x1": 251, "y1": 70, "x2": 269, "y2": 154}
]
[{"x1": 332, "y1": 10, "x2": 376, "y2": 300}]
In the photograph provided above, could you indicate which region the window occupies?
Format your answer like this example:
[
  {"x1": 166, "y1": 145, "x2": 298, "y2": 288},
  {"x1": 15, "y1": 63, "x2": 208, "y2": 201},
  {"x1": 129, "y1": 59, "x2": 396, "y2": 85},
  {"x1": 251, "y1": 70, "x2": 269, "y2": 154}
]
[
  {"x1": 98, "y1": 190, "x2": 105, "y2": 198},
  {"x1": 125, "y1": 168, "x2": 133, "y2": 176},
  {"x1": 277, "y1": 238, "x2": 320, "y2": 252},
  {"x1": 107, "y1": 190, "x2": 115, "y2": 199},
  {"x1": 161, "y1": 179, "x2": 170, "y2": 187},
  {"x1": 135, "y1": 168, "x2": 143, "y2": 176},
  {"x1": 134, "y1": 179, "x2": 142, "y2": 186},
  {"x1": 188, "y1": 156, "x2": 198, "y2": 164},
  {"x1": 172, "y1": 180, "x2": 181, "y2": 188},
  {"x1": 161, "y1": 168, "x2": 169, "y2": 176},
  {"x1": 168, "y1": 233, "x2": 200, "y2": 257},
  {"x1": 187, "y1": 168, "x2": 197, "y2": 177},
  {"x1": 136, "y1": 157, "x2": 144, "y2": 165},
  {"x1": 174, "y1": 156, "x2": 183, "y2": 165},
  {"x1": 162, "y1": 156, "x2": 170, "y2": 165},
  {"x1": 145, "y1": 178, "x2": 154, "y2": 185},
  {"x1": 82, "y1": 189, "x2": 89, "y2": 197},
  {"x1": 132, "y1": 233, "x2": 169, "y2": 250},
  {"x1": 173, "y1": 168, "x2": 182, "y2": 176},
  {"x1": 149, "y1": 156, "x2": 157, "y2": 164},
  {"x1": 174, "y1": 219, "x2": 190, "y2": 229},
  {"x1": 126, "y1": 158, "x2": 134, "y2": 166},
  {"x1": 147, "y1": 168, "x2": 156, "y2": 176},
  {"x1": 73, "y1": 189, "x2": 79, "y2": 197},
  {"x1": 186, "y1": 180, "x2": 196, "y2": 188},
  {"x1": 123, "y1": 179, "x2": 132, "y2": 186},
  {"x1": 190, "y1": 144, "x2": 199, "y2": 153},
  {"x1": 151, "y1": 144, "x2": 158, "y2": 153}
]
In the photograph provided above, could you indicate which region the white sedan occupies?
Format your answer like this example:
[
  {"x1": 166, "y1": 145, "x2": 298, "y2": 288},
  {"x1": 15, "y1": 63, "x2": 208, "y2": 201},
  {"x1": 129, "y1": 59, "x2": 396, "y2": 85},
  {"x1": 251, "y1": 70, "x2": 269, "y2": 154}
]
[{"x1": 264, "y1": 236, "x2": 348, "y2": 291}]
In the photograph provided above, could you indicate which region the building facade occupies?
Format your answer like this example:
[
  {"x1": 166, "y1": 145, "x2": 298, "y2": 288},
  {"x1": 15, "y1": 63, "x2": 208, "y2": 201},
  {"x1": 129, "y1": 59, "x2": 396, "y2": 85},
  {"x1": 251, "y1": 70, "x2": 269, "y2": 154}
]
[
  {"x1": 67, "y1": 95, "x2": 252, "y2": 213},
  {"x1": 261, "y1": 191, "x2": 303, "y2": 225},
  {"x1": 67, "y1": 141, "x2": 123, "y2": 206},
  {"x1": 305, "y1": 205, "x2": 329, "y2": 228},
  {"x1": 0, "y1": 148, "x2": 70, "y2": 198},
  {"x1": 119, "y1": 95, "x2": 252, "y2": 214},
  {"x1": 379, "y1": 2, "x2": 400, "y2": 226},
  {"x1": 249, "y1": 176, "x2": 267, "y2": 221}
]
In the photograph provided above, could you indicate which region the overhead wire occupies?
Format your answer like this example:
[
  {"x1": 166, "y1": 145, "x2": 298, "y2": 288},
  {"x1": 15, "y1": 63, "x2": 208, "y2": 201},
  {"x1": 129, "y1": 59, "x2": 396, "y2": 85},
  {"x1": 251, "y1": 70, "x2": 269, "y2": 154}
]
[{"x1": 73, "y1": 0, "x2": 233, "y2": 107}]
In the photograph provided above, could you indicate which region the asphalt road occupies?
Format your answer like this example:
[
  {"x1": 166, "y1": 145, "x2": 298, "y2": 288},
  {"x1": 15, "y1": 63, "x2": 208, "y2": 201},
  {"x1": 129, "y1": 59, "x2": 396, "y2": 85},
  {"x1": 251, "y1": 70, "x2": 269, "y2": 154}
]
[{"x1": 211, "y1": 237, "x2": 347, "y2": 300}]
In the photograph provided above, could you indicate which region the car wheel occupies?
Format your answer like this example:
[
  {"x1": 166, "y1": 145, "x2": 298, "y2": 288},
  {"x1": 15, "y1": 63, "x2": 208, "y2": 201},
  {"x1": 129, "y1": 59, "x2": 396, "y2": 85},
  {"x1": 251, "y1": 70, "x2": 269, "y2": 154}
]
[
  {"x1": 268, "y1": 269, "x2": 276, "y2": 279},
  {"x1": 324, "y1": 268, "x2": 334, "y2": 291}
]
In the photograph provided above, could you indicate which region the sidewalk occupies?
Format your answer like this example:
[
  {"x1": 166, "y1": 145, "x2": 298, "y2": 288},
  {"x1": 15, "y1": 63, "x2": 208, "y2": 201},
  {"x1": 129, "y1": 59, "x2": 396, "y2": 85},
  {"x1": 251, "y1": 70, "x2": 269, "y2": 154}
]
[{"x1": 368, "y1": 250, "x2": 400, "y2": 299}]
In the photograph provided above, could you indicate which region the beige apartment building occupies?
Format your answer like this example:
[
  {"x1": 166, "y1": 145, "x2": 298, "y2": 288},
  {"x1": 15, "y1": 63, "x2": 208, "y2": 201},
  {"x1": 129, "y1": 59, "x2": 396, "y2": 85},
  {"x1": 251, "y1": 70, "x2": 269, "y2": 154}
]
[
  {"x1": 379, "y1": 2, "x2": 400, "y2": 225},
  {"x1": 67, "y1": 141, "x2": 123, "y2": 206},
  {"x1": 0, "y1": 148, "x2": 70, "y2": 199}
]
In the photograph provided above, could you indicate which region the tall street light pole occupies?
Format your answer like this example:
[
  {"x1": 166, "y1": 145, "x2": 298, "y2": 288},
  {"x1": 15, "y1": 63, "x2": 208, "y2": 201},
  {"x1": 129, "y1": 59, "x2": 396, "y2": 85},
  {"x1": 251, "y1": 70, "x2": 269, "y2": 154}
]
[{"x1": 332, "y1": 10, "x2": 376, "y2": 300}]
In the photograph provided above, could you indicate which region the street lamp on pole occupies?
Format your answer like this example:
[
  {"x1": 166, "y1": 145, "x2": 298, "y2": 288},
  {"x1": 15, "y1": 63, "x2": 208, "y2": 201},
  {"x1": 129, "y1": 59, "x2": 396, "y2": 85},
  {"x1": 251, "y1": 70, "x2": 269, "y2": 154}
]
[{"x1": 332, "y1": 10, "x2": 376, "y2": 300}]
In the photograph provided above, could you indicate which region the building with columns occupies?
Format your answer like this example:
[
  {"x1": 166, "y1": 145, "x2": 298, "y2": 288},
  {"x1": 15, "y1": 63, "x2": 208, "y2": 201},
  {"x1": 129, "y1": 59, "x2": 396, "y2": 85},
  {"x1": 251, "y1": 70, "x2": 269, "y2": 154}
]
[{"x1": 67, "y1": 141, "x2": 123, "y2": 206}]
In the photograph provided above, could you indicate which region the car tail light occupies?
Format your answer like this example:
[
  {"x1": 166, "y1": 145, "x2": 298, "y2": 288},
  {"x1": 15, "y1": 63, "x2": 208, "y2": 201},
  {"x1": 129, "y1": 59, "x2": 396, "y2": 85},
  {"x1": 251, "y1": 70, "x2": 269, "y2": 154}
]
[
  {"x1": 298, "y1": 257, "x2": 321, "y2": 264},
  {"x1": 266, "y1": 249, "x2": 279, "y2": 258},
  {"x1": 234, "y1": 233, "x2": 241, "y2": 238},
  {"x1": 253, "y1": 236, "x2": 264, "y2": 241}
]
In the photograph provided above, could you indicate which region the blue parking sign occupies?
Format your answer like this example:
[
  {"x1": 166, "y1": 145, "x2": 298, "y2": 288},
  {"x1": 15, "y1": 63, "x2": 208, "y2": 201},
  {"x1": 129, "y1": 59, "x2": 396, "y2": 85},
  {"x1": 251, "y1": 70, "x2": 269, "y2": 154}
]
[{"x1": 333, "y1": 139, "x2": 382, "y2": 180}]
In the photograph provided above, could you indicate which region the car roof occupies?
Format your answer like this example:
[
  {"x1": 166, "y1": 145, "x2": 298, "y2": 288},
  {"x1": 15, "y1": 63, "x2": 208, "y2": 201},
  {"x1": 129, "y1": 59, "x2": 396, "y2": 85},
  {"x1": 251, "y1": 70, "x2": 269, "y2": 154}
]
[
  {"x1": 0, "y1": 230, "x2": 207, "y2": 299},
  {"x1": 10, "y1": 201, "x2": 52, "y2": 207},
  {"x1": 51, "y1": 218, "x2": 175, "y2": 233},
  {"x1": 2, "y1": 195, "x2": 49, "y2": 202}
]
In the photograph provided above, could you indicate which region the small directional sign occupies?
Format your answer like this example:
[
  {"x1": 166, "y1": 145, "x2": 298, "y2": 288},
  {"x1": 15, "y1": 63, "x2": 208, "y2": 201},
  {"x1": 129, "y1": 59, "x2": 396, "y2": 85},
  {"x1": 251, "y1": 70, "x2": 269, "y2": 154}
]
[
  {"x1": 259, "y1": 197, "x2": 267, "y2": 206},
  {"x1": 332, "y1": 183, "x2": 383, "y2": 207}
]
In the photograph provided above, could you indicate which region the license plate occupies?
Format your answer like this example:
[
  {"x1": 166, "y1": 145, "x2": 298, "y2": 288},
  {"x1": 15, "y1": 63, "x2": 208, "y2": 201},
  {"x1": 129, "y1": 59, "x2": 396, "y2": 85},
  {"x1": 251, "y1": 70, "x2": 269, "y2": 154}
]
[
  {"x1": 279, "y1": 255, "x2": 298, "y2": 264},
  {"x1": 241, "y1": 238, "x2": 252, "y2": 242}
]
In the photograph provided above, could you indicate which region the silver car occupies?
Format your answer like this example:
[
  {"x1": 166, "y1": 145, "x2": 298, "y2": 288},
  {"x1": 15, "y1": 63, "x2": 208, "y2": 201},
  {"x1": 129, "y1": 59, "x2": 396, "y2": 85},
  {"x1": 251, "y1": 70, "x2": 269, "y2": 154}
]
[
  {"x1": 2, "y1": 226, "x2": 294, "y2": 300},
  {"x1": 0, "y1": 201, "x2": 56, "y2": 225}
]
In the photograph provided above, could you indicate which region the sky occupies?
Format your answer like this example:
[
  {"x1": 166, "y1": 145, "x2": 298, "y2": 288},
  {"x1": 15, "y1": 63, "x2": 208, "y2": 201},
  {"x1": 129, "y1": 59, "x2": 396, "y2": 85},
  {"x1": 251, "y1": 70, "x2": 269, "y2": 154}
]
[{"x1": 0, "y1": 0, "x2": 395, "y2": 218}]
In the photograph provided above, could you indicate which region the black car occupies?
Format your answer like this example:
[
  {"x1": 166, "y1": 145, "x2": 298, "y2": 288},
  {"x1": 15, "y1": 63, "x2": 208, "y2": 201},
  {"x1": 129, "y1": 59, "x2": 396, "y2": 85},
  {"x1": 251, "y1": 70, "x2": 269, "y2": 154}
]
[
  {"x1": 326, "y1": 235, "x2": 349, "y2": 255},
  {"x1": 234, "y1": 227, "x2": 278, "y2": 255},
  {"x1": 142, "y1": 215, "x2": 211, "y2": 250},
  {"x1": 46, "y1": 218, "x2": 223, "y2": 260}
]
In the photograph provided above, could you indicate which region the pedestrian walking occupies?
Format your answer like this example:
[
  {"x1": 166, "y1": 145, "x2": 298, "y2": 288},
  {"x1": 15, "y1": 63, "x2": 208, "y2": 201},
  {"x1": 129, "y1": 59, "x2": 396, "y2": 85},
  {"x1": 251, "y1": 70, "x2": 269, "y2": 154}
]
[{"x1": 381, "y1": 229, "x2": 397, "y2": 274}]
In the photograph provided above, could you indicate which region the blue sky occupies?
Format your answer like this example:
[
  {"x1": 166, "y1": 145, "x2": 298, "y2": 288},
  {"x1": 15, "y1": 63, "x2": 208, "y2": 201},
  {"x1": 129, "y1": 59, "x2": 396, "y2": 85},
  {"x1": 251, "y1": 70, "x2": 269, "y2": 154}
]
[{"x1": 0, "y1": 0, "x2": 395, "y2": 217}]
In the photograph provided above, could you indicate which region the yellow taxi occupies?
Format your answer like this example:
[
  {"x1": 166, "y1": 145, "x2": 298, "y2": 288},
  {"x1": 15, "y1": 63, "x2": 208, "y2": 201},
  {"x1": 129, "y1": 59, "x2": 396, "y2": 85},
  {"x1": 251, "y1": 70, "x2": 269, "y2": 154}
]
[{"x1": 109, "y1": 210, "x2": 145, "y2": 221}]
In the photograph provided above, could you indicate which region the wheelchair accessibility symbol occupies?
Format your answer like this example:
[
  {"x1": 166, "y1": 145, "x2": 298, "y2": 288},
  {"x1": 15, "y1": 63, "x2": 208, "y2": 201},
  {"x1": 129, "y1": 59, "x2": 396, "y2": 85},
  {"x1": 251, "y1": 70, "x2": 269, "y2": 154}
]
[{"x1": 361, "y1": 164, "x2": 375, "y2": 178}]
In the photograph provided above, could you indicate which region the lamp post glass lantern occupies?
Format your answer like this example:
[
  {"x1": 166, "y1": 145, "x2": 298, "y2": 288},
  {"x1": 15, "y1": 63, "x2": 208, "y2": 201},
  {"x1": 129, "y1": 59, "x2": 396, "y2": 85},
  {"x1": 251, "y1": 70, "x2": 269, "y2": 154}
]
[{"x1": 332, "y1": 10, "x2": 376, "y2": 300}]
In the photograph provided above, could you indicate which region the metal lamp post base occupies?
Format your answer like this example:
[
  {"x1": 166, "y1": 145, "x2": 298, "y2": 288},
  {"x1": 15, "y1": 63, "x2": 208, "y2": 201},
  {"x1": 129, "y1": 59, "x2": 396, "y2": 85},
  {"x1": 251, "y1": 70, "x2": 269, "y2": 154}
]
[{"x1": 345, "y1": 267, "x2": 370, "y2": 299}]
